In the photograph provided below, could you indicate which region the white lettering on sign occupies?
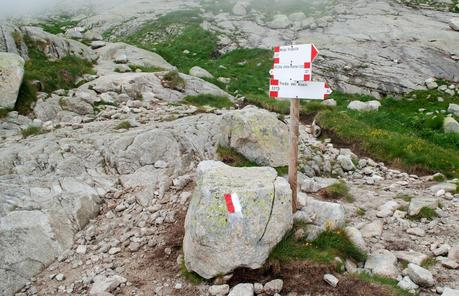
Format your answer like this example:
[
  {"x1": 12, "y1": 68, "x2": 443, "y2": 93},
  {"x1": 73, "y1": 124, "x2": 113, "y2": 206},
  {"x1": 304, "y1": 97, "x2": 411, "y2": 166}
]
[
  {"x1": 273, "y1": 44, "x2": 319, "y2": 65},
  {"x1": 269, "y1": 80, "x2": 332, "y2": 100}
]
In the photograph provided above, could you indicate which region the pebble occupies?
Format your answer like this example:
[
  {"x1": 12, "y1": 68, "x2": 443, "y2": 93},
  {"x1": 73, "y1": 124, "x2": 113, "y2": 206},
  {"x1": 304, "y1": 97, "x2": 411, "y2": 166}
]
[{"x1": 323, "y1": 274, "x2": 339, "y2": 287}]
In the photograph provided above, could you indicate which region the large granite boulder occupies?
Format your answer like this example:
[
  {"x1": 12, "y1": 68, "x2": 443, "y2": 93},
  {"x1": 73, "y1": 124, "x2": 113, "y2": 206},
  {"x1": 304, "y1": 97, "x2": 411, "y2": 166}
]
[
  {"x1": 0, "y1": 52, "x2": 24, "y2": 109},
  {"x1": 219, "y1": 106, "x2": 289, "y2": 167},
  {"x1": 22, "y1": 26, "x2": 97, "y2": 61},
  {"x1": 183, "y1": 161, "x2": 292, "y2": 279}
]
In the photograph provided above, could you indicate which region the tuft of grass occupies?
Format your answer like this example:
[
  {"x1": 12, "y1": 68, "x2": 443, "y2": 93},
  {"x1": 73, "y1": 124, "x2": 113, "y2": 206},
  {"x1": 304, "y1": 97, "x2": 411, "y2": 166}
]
[
  {"x1": 21, "y1": 126, "x2": 43, "y2": 138},
  {"x1": 353, "y1": 272, "x2": 413, "y2": 296},
  {"x1": 356, "y1": 207, "x2": 366, "y2": 216},
  {"x1": 395, "y1": 194, "x2": 414, "y2": 202},
  {"x1": 183, "y1": 94, "x2": 234, "y2": 109},
  {"x1": 408, "y1": 207, "x2": 438, "y2": 221},
  {"x1": 217, "y1": 145, "x2": 258, "y2": 167},
  {"x1": 0, "y1": 108, "x2": 11, "y2": 119},
  {"x1": 275, "y1": 166, "x2": 288, "y2": 176},
  {"x1": 114, "y1": 121, "x2": 133, "y2": 130},
  {"x1": 161, "y1": 71, "x2": 186, "y2": 91},
  {"x1": 38, "y1": 17, "x2": 80, "y2": 35},
  {"x1": 321, "y1": 181, "x2": 354, "y2": 202},
  {"x1": 270, "y1": 225, "x2": 367, "y2": 264},
  {"x1": 179, "y1": 256, "x2": 204, "y2": 285},
  {"x1": 421, "y1": 256, "x2": 437, "y2": 269},
  {"x1": 128, "y1": 65, "x2": 164, "y2": 72}
]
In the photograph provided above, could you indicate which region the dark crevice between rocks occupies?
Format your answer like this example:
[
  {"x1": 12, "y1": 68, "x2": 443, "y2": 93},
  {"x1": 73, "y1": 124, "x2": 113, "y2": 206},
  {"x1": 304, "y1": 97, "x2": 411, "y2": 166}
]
[{"x1": 257, "y1": 179, "x2": 276, "y2": 243}]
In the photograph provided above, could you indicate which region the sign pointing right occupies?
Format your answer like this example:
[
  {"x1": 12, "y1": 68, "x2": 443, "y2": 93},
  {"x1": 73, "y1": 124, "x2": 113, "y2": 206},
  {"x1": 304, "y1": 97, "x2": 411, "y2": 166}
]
[
  {"x1": 273, "y1": 44, "x2": 319, "y2": 65},
  {"x1": 269, "y1": 80, "x2": 332, "y2": 100}
]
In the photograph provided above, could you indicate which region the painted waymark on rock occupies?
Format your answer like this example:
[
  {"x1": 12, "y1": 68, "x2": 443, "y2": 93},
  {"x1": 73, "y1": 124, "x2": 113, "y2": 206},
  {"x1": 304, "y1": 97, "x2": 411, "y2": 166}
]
[
  {"x1": 224, "y1": 193, "x2": 243, "y2": 223},
  {"x1": 269, "y1": 43, "x2": 332, "y2": 213}
]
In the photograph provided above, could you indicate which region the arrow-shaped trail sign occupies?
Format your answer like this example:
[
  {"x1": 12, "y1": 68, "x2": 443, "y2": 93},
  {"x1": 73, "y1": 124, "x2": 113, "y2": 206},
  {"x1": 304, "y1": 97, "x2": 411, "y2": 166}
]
[
  {"x1": 270, "y1": 63, "x2": 312, "y2": 82},
  {"x1": 273, "y1": 44, "x2": 319, "y2": 65},
  {"x1": 269, "y1": 43, "x2": 331, "y2": 214},
  {"x1": 269, "y1": 80, "x2": 332, "y2": 100}
]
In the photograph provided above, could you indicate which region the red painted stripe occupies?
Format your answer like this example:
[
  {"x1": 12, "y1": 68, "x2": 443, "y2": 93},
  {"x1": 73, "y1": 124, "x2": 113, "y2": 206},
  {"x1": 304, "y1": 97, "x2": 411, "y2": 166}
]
[
  {"x1": 273, "y1": 58, "x2": 279, "y2": 64},
  {"x1": 270, "y1": 79, "x2": 279, "y2": 86},
  {"x1": 311, "y1": 44, "x2": 319, "y2": 62},
  {"x1": 224, "y1": 194, "x2": 235, "y2": 213},
  {"x1": 324, "y1": 93, "x2": 330, "y2": 100},
  {"x1": 304, "y1": 62, "x2": 311, "y2": 68},
  {"x1": 304, "y1": 74, "x2": 311, "y2": 81},
  {"x1": 325, "y1": 83, "x2": 330, "y2": 89},
  {"x1": 269, "y1": 91, "x2": 279, "y2": 98},
  {"x1": 274, "y1": 46, "x2": 280, "y2": 53}
]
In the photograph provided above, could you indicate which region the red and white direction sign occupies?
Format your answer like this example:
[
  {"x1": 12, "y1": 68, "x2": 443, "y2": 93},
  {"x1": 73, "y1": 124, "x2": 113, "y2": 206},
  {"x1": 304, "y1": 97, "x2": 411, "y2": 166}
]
[
  {"x1": 270, "y1": 63, "x2": 312, "y2": 81},
  {"x1": 273, "y1": 44, "x2": 319, "y2": 65},
  {"x1": 269, "y1": 80, "x2": 332, "y2": 100}
]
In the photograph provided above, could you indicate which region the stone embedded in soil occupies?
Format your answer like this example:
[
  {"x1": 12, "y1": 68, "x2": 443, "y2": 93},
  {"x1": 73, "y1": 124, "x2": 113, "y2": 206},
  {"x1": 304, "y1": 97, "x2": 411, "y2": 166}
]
[
  {"x1": 323, "y1": 274, "x2": 339, "y2": 288},
  {"x1": 407, "y1": 263, "x2": 435, "y2": 287}
]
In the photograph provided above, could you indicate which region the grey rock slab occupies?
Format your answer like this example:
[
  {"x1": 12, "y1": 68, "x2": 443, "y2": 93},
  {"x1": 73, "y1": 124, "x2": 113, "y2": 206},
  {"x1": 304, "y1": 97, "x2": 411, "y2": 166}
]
[
  {"x1": 365, "y1": 249, "x2": 399, "y2": 278},
  {"x1": 89, "y1": 274, "x2": 127, "y2": 295},
  {"x1": 324, "y1": 274, "x2": 339, "y2": 288},
  {"x1": 209, "y1": 284, "x2": 230, "y2": 296},
  {"x1": 448, "y1": 103, "x2": 459, "y2": 116},
  {"x1": 22, "y1": 26, "x2": 96, "y2": 62},
  {"x1": 183, "y1": 161, "x2": 292, "y2": 279},
  {"x1": 408, "y1": 197, "x2": 439, "y2": 216},
  {"x1": 397, "y1": 276, "x2": 419, "y2": 291},
  {"x1": 442, "y1": 288, "x2": 459, "y2": 296},
  {"x1": 407, "y1": 263, "x2": 434, "y2": 287},
  {"x1": 345, "y1": 226, "x2": 367, "y2": 252},
  {"x1": 95, "y1": 42, "x2": 176, "y2": 75},
  {"x1": 360, "y1": 220, "x2": 384, "y2": 238},
  {"x1": 228, "y1": 283, "x2": 254, "y2": 296},
  {"x1": 79, "y1": 72, "x2": 232, "y2": 103},
  {"x1": 263, "y1": 279, "x2": 283, "y2": 295},
  {"x1": 450, "y1": 18, "x2": 459, "y2": 31},
  {"x1": 0, "y1": 53, "x2": 24, "y2": 109},
  {"x1": 189, "y1": 66, "x2": 214, "y2": 79},
  {"x1": 448, "y1": 244, "x2": 459, "y2": 262},
  {"x1": 295, "y1": 196, "x2": 345, "y2": 240},
  {"x1": 219, "y1": 106, "x2": 289, "y2": 167},
  {"x1": 444, "y1": 117, "x2": 459, "y2": 134},
  {"x1": 393, "y1": 250, "x2": 428, "y2": 266}
]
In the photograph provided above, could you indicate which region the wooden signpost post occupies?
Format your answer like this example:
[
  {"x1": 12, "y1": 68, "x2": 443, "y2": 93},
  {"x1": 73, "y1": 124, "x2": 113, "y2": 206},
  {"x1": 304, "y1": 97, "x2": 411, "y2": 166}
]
[{"x1": 269, "y1": 44, "x2": 332, "y2": 213}]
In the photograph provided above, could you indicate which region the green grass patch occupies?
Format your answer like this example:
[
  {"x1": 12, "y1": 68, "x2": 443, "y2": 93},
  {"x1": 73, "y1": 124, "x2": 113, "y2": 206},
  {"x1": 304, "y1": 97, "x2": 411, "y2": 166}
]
[
  {"x1": 433, "y1": 173, "x2": 446, "y2": 182},
  {"x1": 408, "y1": 207, "x2": 438, "y2": 221},
  {"x1": 321, "y1": 181, "x2": 354, "y2": 202},
  {"x1": 421, "y1": 256, "x2": 437, "y2": 269},
  {"x1": 217, "y1": 145, "x2": 258, "y2": 167},
  {"x1": 15, "y1": 36, "x2": 95, "y2": 115},
  {"x1": 270, "y1": 225, "x2": 367, "y2": 264},
  {"x1": 128, "y1": 65, "x2": 164, "y2": 72},
  {"x1": 395, "y1": 194, "x2": 414, "y2": 202},
  {"x1": 275, "y1": 166, "x2": 289, "y2": 176},
  {"x1": 38, "y1": 17, "x2": 80, "y2": 34},
  {"x1": 21, "y1": 126, "x2": 43, "y2": 138},
  {"x1": 114, "y1": 121, "x2": 133, "y2": 130},
  {"x1": 316, "y1": 110, "x2": 459, "y2": 178},
  {"x1": 183, "y1": 94, "x2": 234, "y2": 109},
  {"x1": 353, "y1": 272, "x2": 413, "y2": 296},
  {"x1": 356, "y1": 207, "x2": 366, "y2": 216},
  {"x1": 162, "y1": 71, "x2": 186, "y2": 91},
  {"x1": 0, "y1": 108, "x2": 10, "y2": 119},
  {"x1": 179, "y1": 256, "x2": 205, "y2": 284}
]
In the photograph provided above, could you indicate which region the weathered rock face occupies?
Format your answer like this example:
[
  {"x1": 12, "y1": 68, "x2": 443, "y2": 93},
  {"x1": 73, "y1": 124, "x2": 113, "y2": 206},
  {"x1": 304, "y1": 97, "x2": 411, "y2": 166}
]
[
  {"x1": 183, "y1": 161, "x2": 292, "y2": 279},
  {"x1": 0, "y1": 24, "x2": 28, "y2": 59},
  {"x1": 95, "y1": 42, "x2": 176, "y2": 75},
  {"x1": 79, "y1": 72, "x2": 232, "y2": 103},
  {"x1": 0, "y1": 52, "x2": 24, "y2": 109},
  {"x1": 219, "y1": 106, "x2": 289, "y2": 167},
  {"x1": 21, "y1": 26, "x2": 97, "y2": 61}
]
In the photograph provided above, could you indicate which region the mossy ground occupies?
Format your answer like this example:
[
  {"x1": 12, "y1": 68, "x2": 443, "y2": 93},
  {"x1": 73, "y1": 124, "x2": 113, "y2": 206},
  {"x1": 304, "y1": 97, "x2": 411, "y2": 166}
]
[
  {"x1": 21, "y1": 126, "x2": 43, "y2": 138},
  {"x1": 183, "y1": 94, "x2": 234, "y2": 109},
  {"x1": 353, "y1": 272, "x2": 414, "y2": 296},
  {"x1": 321, "y1": 181, "x2": 354, "y2": 202},
  {"x1": 408, "y1": 207, "x2": 438, "y2": 221},
  {"x1": 114, "y1": 121, "x2": 133, "y2": 130}
]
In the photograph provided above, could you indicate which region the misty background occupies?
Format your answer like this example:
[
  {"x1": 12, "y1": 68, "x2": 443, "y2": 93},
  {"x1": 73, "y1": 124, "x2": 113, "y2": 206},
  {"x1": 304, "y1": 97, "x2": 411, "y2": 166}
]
[{"x1": 0, "y1": 0, "x2": 127, "y2": 20}]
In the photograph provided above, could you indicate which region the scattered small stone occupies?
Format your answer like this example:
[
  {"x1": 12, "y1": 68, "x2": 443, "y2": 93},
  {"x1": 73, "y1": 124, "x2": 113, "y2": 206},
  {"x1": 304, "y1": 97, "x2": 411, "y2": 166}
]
[
  {"x1": 407, "y1": 263, "x2": 434, "y2": 287},
  {"x1": 323, "y1": 274, "x2": 339, "y2": 287},
  {"x1": 264, "y1": 279, "x2": 283, "y2": 295}
]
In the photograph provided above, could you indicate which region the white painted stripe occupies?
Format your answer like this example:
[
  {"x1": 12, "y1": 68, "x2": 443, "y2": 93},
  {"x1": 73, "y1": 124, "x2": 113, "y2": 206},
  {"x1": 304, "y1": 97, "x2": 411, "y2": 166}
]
[{"x1": 231, "y1": 193, "x2": 242, "y2": 214}]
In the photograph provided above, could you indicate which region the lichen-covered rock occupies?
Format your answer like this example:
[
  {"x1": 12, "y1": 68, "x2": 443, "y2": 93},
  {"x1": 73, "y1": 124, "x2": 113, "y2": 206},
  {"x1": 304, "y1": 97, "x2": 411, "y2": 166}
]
[
  {"x1": 219, "y1": 106, "x2": 289, "y2": 167},
  {"x1": 0, "y1": 52, "x2": 24, "y2": 109},
  {"x1": 183, "y1": 161, "x2": 292, "y2": 279}
]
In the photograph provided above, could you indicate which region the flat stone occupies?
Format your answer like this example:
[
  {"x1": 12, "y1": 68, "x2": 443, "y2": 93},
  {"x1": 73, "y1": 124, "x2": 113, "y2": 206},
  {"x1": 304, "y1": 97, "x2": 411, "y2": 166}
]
[
  {"x1": 393, "y1": 250, "x2": 428, "y2": 266},
  {"x1": 228, "y1": 283, "x2": 254, "y2": 296},
  {"x1": 360, "y1": 220, "x2": 384, "y2": 238},
  {"x1": 365, "y1": 249, "x2": 399, "y2": 278},
  {"x1": 324, "y1": 274, "x2": 339, "y2": 287},
  {"x1": 407, "y1": 263, "x2": 434, "y2": 287}
]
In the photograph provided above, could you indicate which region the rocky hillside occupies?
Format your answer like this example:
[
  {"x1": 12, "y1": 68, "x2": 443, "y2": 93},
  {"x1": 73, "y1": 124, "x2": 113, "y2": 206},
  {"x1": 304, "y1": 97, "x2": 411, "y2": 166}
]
[{"x1": 0, "y1": 1, "x2": 458, "y2": 296}]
